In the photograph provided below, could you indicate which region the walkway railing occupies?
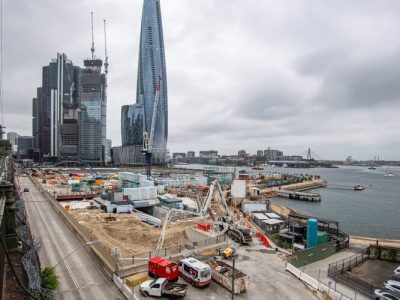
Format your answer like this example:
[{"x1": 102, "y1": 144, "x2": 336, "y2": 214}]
[{"x1": 327, "y1": 248, "x2": 378, "y2": 297}]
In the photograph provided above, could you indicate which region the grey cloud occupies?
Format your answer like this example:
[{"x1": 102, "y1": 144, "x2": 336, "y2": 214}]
[{"x1": 3, "y1": 0, "x2": 400, "y2": 159}]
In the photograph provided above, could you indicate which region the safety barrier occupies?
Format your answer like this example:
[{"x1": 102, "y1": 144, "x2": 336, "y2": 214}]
[
  {"x1": 256, "y1": 232, "x2": 271, "y2": 248},
  {"x1": 286, "y1": 263, "x2": 350, "y2": 300}
]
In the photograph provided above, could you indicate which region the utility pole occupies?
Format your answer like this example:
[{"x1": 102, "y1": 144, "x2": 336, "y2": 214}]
[{"x1": 231, "y1": 256, "x2": 236, "y2": 300}]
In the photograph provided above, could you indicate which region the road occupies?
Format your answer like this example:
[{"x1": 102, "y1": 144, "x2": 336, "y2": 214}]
[{"x1": 18, "y1": 176, "x2": 122, "y2": 300}]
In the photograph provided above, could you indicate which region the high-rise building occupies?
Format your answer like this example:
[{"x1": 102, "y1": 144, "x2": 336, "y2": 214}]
[
  {"x1": 7, "y1": 132, "x2": 19, "y2": 154},
  {"x1": 32, "y1": 16, "x2": 109, "y2": 164},
  {"x1": 16, "y1": 136, "x2": 33, "y2": 158},
  {"x1": 79, "y1": 58, "x2": 106, "y2": 164},
  {"x1": 187, "y1": 151, "x2": 195, "y2": 158},
  {"x1": 33, "y1": 53, "x2": 81, "y2": 160},
  {"x1": 238, "y1": 150, "x2": 247, "y2": 157},
  {"x1": 116, "y1": 0, "x2": 168, "y2": 166},
  {"x1": 32, "y1": 88, "x2": 41, "y2": 152},
  {"x1": 264, "y1": 147, "x2": 283, "y2": 160}
]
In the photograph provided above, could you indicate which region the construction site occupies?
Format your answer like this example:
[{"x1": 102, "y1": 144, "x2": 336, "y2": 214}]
[{"x1": 22, "y1": 163, "x2": 355, "y2": 299}]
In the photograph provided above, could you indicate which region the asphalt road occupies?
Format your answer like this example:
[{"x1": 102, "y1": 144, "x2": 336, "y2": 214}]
[{"x1": 19, "y1": 176, "x2": 122, "y2": 300}]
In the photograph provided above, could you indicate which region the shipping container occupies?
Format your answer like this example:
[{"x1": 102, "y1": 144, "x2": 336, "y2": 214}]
[{"x1": 148, "y1": 257, "x2": 179, "y2": 282}]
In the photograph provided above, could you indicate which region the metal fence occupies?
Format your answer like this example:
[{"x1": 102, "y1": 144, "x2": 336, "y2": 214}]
[
  {"x1": 116, "y1": 235, "x2": 228, "y2": 277},
  {"x1": 327, "y1": 248, "x2": 369, "y2": 276},
  {"x1": 327, "y1": 248, "x2": 378, "y2": 298}
]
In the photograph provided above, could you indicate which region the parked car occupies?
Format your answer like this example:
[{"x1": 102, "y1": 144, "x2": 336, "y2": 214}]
[
  {"x1": 139, "y1": 278, "x2": 188, "y2": 298},
  {"x1": 375, "y1": 288, "x2": 400, "y2": 300},
  {"x1": 395, "y1": 266, "x2": 400, "y2": 276},
  {"x1": 384, "y1": 281, "x2": 400, "y2": 293},
  {"x1": 392, "y1": 274, "x2": 400, "y2": 282},
  {"x1": 23, "y1": 188, "x2": 29, "y2": 192}
]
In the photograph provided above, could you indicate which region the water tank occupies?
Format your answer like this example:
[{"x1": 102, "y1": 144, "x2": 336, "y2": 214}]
[{"x1": 306, "y1": 218, "x2": 318, "y2": 248}]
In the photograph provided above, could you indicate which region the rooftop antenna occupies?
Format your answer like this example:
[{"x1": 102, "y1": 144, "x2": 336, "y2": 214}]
[
  {"x1": 103, "y1": 19, "x2": 109, "y2": 74},
  {"x1": 90, "y1": 12, "x2": 95, "y2": 59}
]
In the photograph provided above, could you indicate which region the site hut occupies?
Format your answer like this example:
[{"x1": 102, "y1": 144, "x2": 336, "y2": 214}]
[{"x1": 287, "y1": 211, "x2": 350, "y2": 251}]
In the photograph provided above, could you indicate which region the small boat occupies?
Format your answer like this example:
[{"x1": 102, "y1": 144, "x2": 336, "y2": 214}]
[
  {"x1": 354, "y1": 184, "x2": 365, "y2": 191},
  {"x1": 384, "y1": 171, "x2": 395, "y2": 177},
  {"x1": 282, "y1": 163, "x2": 288, "y2": 168},
  {"x1": 368, "y1": 166, "x2": 376, "y2": 170}
]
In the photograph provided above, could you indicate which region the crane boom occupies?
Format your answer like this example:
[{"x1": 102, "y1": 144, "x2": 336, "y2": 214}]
[
  {"x1": 103, "y1": 19, "x2": 109, "y2": 74},
  {"x1": 148, "y1": 76, "x2": 162, "y2": 151},
  {"x1": 155, "y1": 180, "x2": 231, "y2": 256},
  {"x1": 142, "y1": 76, "x2": 162, "y2": 178}
]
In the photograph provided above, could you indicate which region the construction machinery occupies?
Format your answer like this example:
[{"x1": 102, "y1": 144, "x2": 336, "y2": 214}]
[
  {"x1": 80, "y1": 162, "x2": 102, "y2": 179},
  {"x1": 221, "y1": 247, "x2": 236, "y2": 259},
  {"x1": 155, "y1": 181, "x2": 252, "y2": 256},
  {"x1": 142, "y1": 76, "x2": 162, "y2": 178}
]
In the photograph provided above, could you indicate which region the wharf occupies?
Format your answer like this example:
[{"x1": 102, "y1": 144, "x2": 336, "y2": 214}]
[
  {"x1": 275, "y1": 189, "x2": 321, "y2": 202},
  {"x1": 56, "y1": 193, "x2": 97, "y2": 201}
]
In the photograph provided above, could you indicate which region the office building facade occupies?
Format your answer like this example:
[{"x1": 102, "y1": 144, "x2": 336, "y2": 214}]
[
  {"x1": 117, "y1": 0, "x2": 168, "y2": 165},
  {"x1": 32, "y1": 53, "x2": 108, "y2": 163},
  {"x1": 6, "y1": 132, "x2": 19, "y2": 155},
  {"x1": 79, "y1": 58, "x2": 106, "y2": 164},
  {"x1": 33, "y1": 53, "x2": 80, "y2": 160}
]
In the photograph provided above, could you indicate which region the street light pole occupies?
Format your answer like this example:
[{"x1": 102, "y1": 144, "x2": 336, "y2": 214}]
[
  {"x1": 231, "y1": 256, "x2": 236, "y2": 300},
  {"x1": 53, "y1": 240, "x2": 99, "y2": 269}
]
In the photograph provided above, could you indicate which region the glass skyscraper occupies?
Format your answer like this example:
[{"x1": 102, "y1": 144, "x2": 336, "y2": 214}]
[
  {"x1": 119, "y1": 0, "x2": 168, "y2": 164},
  {"x1": 79, "y1": 58, "x2": 106, "y2": 164}
]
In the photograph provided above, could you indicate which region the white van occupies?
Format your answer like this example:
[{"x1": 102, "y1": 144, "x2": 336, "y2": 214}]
[{"x1": 178, "y1": 257, "x2": 211, "y2": 287}]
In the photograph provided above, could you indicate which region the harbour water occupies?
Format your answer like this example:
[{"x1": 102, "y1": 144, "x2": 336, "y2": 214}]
[
  {"x1": 268, "y1": 166, "x2": 400, "y2": 239},
  {"x1": 180, "y1": 164, "x2": 400, "y2": 239}
]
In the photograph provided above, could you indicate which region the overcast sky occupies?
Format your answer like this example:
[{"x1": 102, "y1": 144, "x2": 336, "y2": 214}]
[{"x1": 3, "y1": 0, "x2": 400, "y2": 160}]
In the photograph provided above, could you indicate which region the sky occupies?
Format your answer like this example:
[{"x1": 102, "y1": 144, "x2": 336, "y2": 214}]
[{"x1": 3, "y1": 0, "x2": 400, "y2": 160}]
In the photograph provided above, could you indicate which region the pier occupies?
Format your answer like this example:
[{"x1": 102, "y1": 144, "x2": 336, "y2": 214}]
[
  {"x1": 275, "y1": 189, "x2": 321, "y2": 202},
  {"x1": 56, "y1": 193, "x2": 97, "y2": 201}
]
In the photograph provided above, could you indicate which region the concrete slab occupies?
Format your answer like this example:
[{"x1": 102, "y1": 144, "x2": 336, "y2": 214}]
[
  {"x1": 132, "y1": 245, "x2": 317, "y2": 300},
  {"x1": 343, "y1": 259, "x2": 398, "y2": 287}
]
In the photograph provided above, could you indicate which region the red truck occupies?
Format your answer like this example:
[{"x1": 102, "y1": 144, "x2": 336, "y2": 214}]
[{"x1": 148, "y1": 257, "x2": 179, "y2": 282}]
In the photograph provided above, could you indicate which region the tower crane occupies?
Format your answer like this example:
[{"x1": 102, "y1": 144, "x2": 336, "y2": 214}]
[
  {"x1": 103, "y1": 19, "x2": 109, "y2": 74},
  {"x1": 142, "y1": 76, "x2": 162, "y2": 178}
]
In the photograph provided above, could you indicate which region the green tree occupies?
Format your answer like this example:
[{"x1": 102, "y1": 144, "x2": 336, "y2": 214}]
[{"x1": 41, "y1": 267, "x2": 60, "y2": 299}]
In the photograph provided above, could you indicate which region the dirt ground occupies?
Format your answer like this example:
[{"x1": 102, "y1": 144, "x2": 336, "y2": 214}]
[
  {"x1": 350, "y1": 235, "x2": 400, "y2": 248},
  {"x1": 271, "y1": 203, "x2": 292, "y2": 217},
  {"x1": 69, "y1": 208, "x2": 200, "y2": 256}
]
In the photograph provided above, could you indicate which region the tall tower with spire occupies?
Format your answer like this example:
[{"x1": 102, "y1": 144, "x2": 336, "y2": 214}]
[
  {"x1": 120, "y1": 0, "x2": 168, "y2": 164},
  {"x1": 136, "y1": 0, "x2": 168, "y2": 153}
]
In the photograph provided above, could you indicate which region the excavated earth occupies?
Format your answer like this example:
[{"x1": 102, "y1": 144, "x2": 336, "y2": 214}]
[{"x1": 69, "y1": 208, "x2": 199, "y2": 256}]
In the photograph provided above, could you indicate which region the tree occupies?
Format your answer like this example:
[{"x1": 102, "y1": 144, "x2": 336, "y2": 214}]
[{"x1": 41, "y1": 267, "x2": 60, "y2": 299}]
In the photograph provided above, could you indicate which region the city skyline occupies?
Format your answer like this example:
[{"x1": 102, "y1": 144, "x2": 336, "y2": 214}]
[{"x1": 3, "y1": 0, "x2": 400, "y2": 160}]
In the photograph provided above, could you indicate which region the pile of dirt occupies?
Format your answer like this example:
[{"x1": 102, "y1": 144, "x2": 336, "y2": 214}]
[{"x1": 69, "y1": 208, "x2": 196, "y2": 256}]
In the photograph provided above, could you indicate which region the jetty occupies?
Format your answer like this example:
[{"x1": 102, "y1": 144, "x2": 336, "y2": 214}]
[{"x1": 275, "y1": 189, "x2": 321, "y2": 202}]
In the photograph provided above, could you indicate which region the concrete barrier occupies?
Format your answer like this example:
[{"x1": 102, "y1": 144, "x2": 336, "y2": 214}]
[{"x1": 286, "y1": 263, "x2": 350, "y2": 300}]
